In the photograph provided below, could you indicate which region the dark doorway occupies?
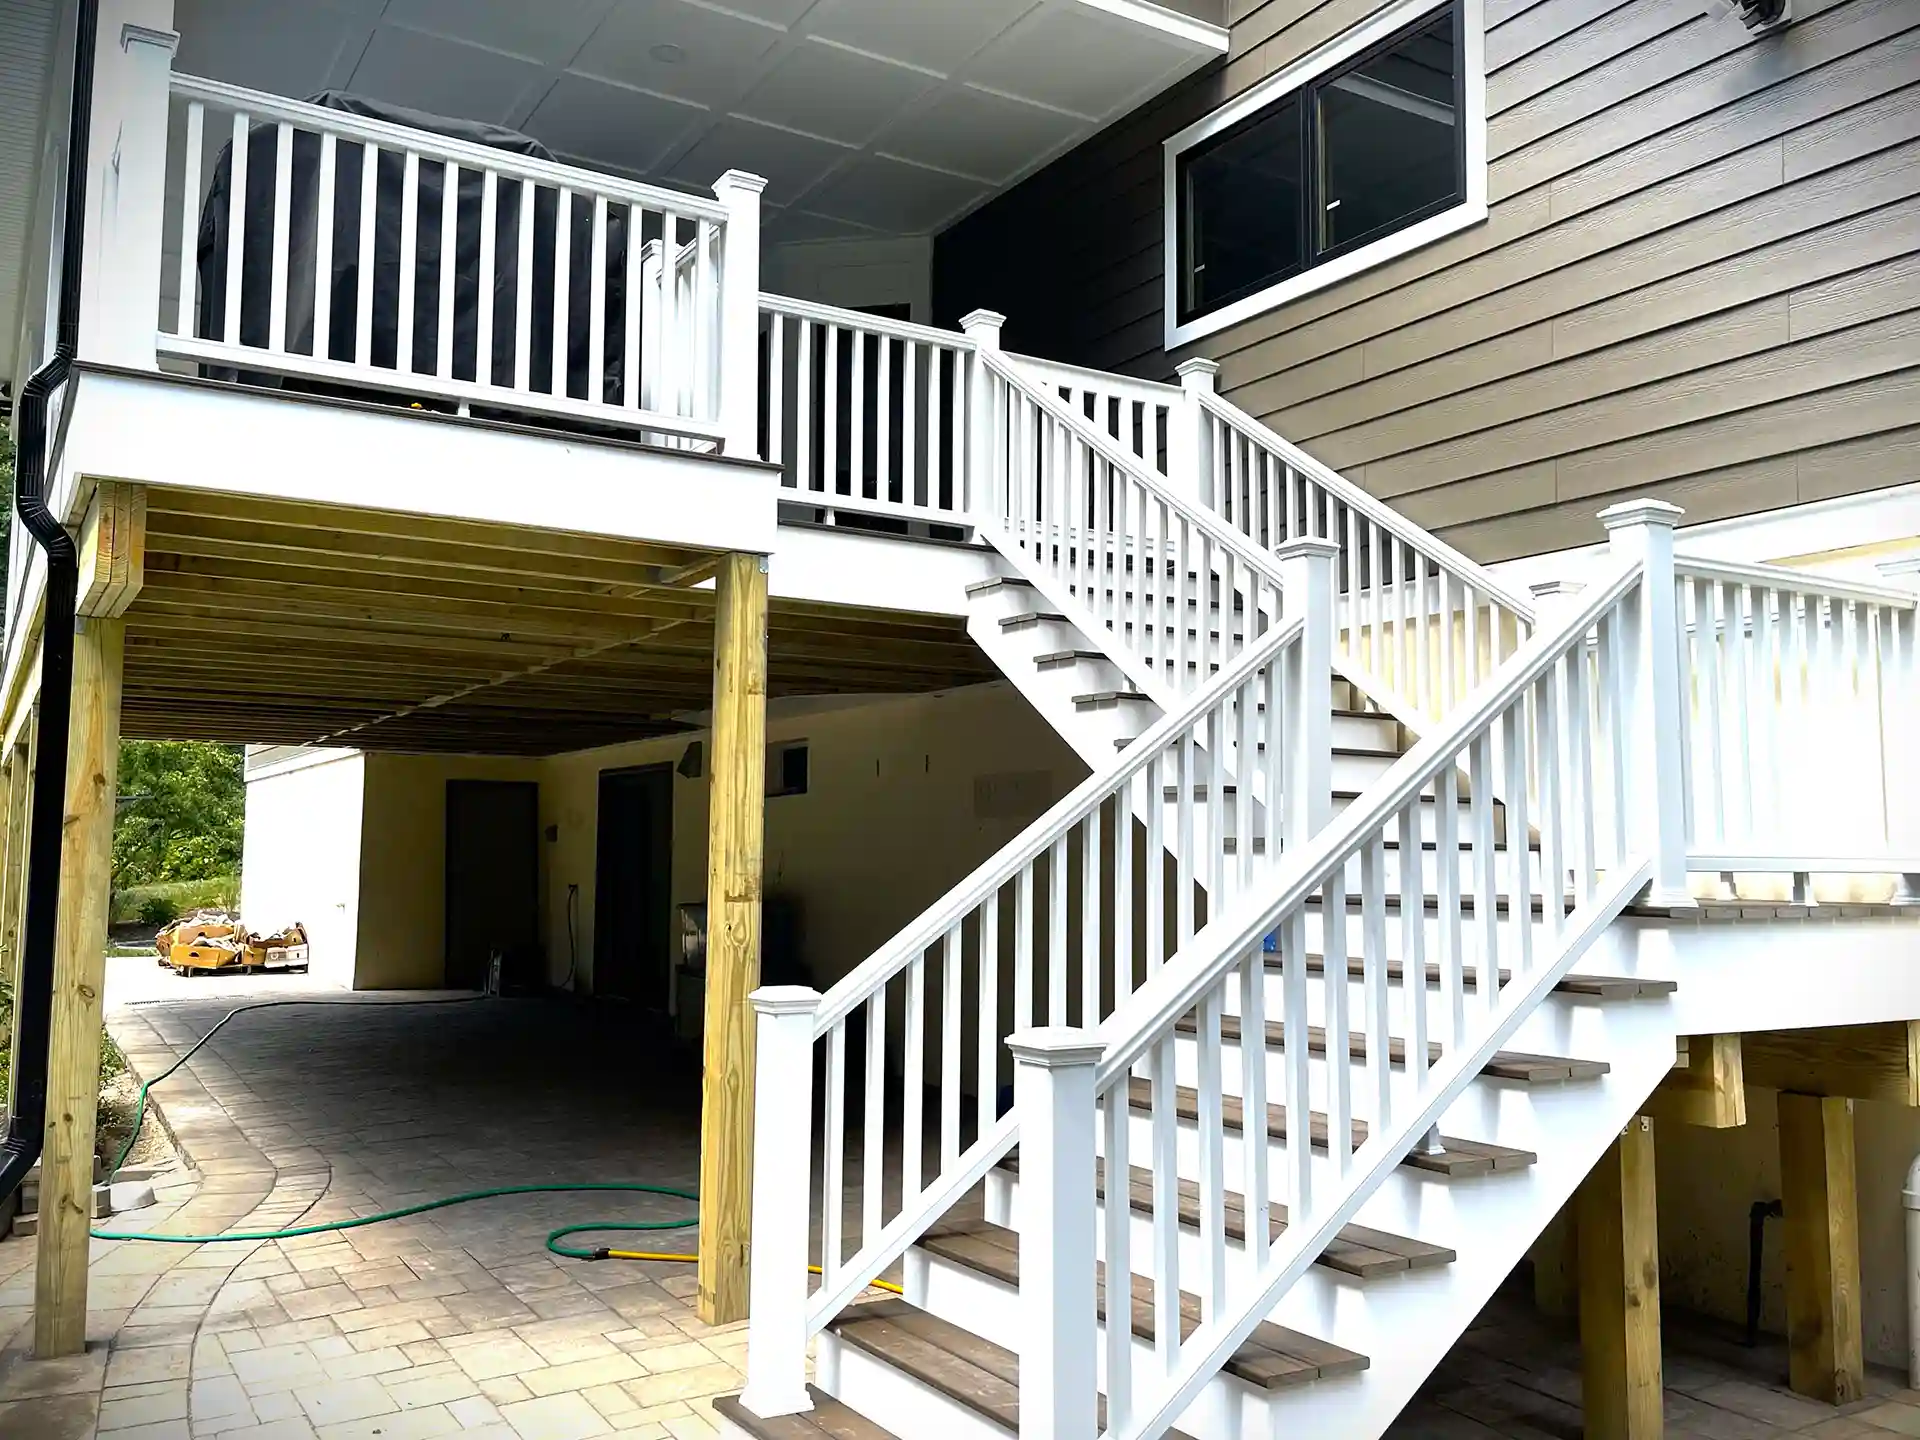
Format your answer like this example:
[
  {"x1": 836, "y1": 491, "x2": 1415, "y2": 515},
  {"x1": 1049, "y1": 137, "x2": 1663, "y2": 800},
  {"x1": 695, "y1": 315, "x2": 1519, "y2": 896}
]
[
  {"x1": 445, "y1": 780, "x2": 540, "y2": 990},
  {"x1": 594, "y1": 764, "x2": 674, "y2": 1004}
]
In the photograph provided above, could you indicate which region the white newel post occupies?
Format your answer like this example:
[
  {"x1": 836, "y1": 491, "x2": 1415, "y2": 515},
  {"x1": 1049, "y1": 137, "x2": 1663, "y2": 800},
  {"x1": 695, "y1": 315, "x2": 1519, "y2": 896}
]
[
  {"x1": 712, "y1": 170, "x2": 768, "y2": 458},
  {"x1": 1173, "y1": 358, "x2": 1219, "y2": 507},
  {"x1": 1276, "y1": 538, "x2": 1339, "y2": 847},
  {"x1": 1598, "y1": 499, "x2": 1692, "y2": 906},
  {"x1": 1876, "y1": 557, "x2": 1920, "y2": 902},
  {"x1": 740, "y1": 985, "x2": 820, "y2": 1419},
  {"x1": 961, "y1": 310, "x2": 1005, "y2": 521},
  {"x1": 1008, "y1": 1027, "x2": 1101, "y2": 1440},
  {"x1": 80, "y1": 0, "x2": 178, "y2": 370}
]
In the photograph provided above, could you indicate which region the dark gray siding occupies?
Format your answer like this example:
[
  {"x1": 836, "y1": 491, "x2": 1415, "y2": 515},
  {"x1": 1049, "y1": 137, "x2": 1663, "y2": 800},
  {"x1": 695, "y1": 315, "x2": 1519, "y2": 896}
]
[{"x1": 933, "y1": 0, "x2": 1920, "y2": 561}]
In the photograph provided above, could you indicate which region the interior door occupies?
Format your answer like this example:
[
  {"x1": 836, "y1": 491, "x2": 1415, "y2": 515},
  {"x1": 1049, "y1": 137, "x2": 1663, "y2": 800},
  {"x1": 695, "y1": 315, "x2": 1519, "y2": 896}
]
[
  {"x1": 444, "y1": 780, "x2": 539, "y2": 990},
  {"x1": 594, "y1": 764, "x2": 674, "y2": 1004}
]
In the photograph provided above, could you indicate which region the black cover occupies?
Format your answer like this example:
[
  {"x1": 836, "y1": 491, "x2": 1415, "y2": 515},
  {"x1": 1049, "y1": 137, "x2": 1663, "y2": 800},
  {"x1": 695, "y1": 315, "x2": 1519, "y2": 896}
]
[{"x1": 195, "y1": 90, "x2": 634, "y2": 406}]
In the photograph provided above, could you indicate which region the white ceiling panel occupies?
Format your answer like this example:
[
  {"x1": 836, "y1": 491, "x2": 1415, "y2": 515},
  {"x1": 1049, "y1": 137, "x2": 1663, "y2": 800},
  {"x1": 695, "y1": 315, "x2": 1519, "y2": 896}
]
[
  {"x1": 380, "y1": 0, "x2": 620, "y2": 68},
  {"x1": 573, "y1": 0, "x2": 786, "y2": 109},
  {"x1": 968, "y1": 3, "x2": 1193, "y2": 119},
  {"x1": 735, "y1": 40, "x2": 939, "y2": 148},
  {"x1": 163, "y1": 0, "x2": 1226, "y2": 239},
  {"x1": 348, "y1": 26, "x2": 546, "y2": 124},
  {"x1": 805, "y1": 0, "x2": 1035, "y2": 74},
  {"x1": 665, "y1": 116, "x2": 853, "y2": 206},
  {"x1": 523, "y1": 73, "x2": 707, "y2": 177},
  {"x1": 881, "y1": 85, "x2": 1086, "y2": 186},
  {"x1": 761, "y1": 208, "x2": 883, "y2": 244},
  {"x1": 808, "y1": 155, "x2": 987, "y2": 234}
]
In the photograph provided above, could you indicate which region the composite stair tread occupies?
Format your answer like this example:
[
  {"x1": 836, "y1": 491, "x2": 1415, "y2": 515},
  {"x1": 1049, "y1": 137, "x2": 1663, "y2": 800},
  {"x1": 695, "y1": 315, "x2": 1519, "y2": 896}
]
[
  {"x1": 1273, "y1": 952, "x2": 1677, "y2": 999},
  {"x1": 714, "y1": 1386, "x2": 896, "y2": 1440},
  {"x1": 919, "y1": 1217, "x2": 1368, "y2": 1390},
  {"x1": 1125, "y1": 1077, "x2": 1537, "y2": 1175},
  {"x1": 829, "y1": 1299, "x2": 1201, "y2": 1438},
  {"x1": 995, "y1": 1154, "x2": 1454, "y2": 1278},
  {"x1": 1170, "y1": 1013, "x2": 1609, "y2": 1083}
]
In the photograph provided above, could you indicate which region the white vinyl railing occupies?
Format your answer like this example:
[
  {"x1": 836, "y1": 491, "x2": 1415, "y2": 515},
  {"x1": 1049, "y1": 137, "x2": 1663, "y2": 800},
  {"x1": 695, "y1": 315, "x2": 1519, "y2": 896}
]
[
  {"x1": 1674, "y1": 556, "x2": 1920, "y2": 881},
  {"x1": 157, "y1": 74, "x2": 745, "y2": 446},
  {"x1": 1012, "y1": 353, "x2": 1176, "y2": 479},
  {"x1": 1196, "y1": 388, "x2": 1538, "y2": 725},
  {"x1": 740, "y1": 610, "x2": 1311, "y2": 1416},
  {"x1": 971, "y1": 342, "x2": 1290, "y2": 708},
  {"x1": 759, "y1": 296, "x2": 975, "y2": 530},
  {"x1": 1076, "y1": 555, "x2": 1654, "y2": 1440}
]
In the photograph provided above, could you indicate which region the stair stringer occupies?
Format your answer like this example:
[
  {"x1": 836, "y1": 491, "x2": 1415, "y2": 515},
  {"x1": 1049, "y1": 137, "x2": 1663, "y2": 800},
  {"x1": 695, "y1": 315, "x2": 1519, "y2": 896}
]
[{"x1": 1250, "y1": 974, "x2": 1677, "y2": 1439}]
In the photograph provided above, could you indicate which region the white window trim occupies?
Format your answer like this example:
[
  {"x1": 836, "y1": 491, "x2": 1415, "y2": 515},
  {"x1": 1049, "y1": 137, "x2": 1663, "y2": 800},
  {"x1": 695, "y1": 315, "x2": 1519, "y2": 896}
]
[{"x1": 1163, "y1": 0, "x2": 1487, "y2": 351}]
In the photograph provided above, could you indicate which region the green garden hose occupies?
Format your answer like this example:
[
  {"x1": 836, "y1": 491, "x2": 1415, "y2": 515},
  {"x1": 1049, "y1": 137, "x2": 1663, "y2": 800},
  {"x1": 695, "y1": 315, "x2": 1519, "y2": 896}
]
[{"x1": 87, "y1": 995, "x2": 700, "y2": 1262}]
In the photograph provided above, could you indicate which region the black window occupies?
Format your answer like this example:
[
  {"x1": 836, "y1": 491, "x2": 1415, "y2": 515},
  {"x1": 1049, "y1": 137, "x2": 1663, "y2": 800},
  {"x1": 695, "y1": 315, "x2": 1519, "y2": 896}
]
[{"x1": 1177, "y1": 3, "x2": 1465, "y2": 325}]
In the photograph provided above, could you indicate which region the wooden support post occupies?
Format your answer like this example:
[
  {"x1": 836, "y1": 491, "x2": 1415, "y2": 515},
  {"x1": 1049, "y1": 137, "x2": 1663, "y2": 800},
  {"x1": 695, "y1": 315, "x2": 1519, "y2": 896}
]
[
  {"x1": 1578, "y1": 1115, "x2": 1662, "y2": 1439},
  {"x1": 1646, "y1": 1034, "x2": 1746, "y2": 1128},
  {"x1": 697, "y1": 552, "x2": 768, "y2": 1327},
  {"x1": 1778, "y1": 1092, "x2": 1863, "y2": 1405},
  {"x1": 34, "y1": 618, "x2": 125, "y2": 1358},
  {"x1": 0, "y1": 724, "x2": 34, "y2": 1120}
]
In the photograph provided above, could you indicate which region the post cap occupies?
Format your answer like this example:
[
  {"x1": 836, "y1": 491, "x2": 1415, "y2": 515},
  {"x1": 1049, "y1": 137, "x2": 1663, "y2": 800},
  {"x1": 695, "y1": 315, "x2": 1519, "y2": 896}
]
[
  {"x1": 960, "y1": 309, "x2": 1007, "y2": 339},
  {"x1": 1272, "y1": 537, "x2": 1341, "y2": 564},
  {"x1": 1006, "y1": 1026, "x2": 1104, "y2": 1068},
  {"x1": 750, "y1": 985, "x2": 822, "y2": 1017},
  {"x1": 1175, "y1": 358, "x2": 1220, "y2": 392},
  {"x1": 713, "y1": 170, "x2": 770, "y2": 197},
  {"x1": 1596, "y1": 498, "x2": 1685, "y2": 532},
  {"x1": 1529, "y1": 579, "x2": 1587, "y2": 599}
]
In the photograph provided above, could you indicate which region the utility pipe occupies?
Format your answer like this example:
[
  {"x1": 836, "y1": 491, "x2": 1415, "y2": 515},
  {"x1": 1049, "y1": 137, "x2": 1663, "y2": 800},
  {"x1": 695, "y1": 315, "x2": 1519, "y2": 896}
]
[
  {"x1": 1905, "y1": 1154, "x2": 1920, "y2": 1388},
  {"x1": 0, "y1": 0, "x2": 99, "y2": 1205}
]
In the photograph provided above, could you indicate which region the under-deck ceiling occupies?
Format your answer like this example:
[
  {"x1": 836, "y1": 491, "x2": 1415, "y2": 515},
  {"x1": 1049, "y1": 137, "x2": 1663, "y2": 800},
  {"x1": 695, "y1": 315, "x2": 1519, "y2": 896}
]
[{"x1": 121, "y1": 489, "x2": 998, "y2": 755}]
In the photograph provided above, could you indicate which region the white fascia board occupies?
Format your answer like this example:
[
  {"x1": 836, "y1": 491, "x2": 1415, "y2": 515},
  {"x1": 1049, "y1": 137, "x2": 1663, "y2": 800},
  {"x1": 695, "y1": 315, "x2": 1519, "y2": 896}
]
[{"x1": 770, "y1": 524, "x2": 1002, "y2": 618}]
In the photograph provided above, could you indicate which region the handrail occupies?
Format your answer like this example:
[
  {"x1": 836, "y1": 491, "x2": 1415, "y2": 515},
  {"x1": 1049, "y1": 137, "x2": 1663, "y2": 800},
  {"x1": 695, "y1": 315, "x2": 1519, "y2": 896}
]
[
  {"x1": 1009, "y1": 351, "x2": 1181, "y2": 405},
  {"x1": 1088, "y1": 557, "x2": 1648, "y2": 1440},
  {"x1": 813, "y1": 612, "x2": 1303, "y2": 1036},
  {"x1": 1673, "y1": 553, "x2": 1919, "y2": 609},
  {"x1": 168, "y1": 73, "x2": 730, "y2": 223},
  {"x1": 1198, "y1": 390, "x2": 1537, "y2": 628},
  {"x1": 1097, "y1": 555, "x2": 1641, "y2": 1082},
  {"x1": 760, "y1": 292, "x2": 975, "y2": 352}
]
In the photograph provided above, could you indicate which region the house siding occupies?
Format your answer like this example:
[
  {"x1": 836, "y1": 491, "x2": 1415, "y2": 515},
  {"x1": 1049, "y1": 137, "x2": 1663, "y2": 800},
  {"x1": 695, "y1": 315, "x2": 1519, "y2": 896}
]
[{"x1": 932, "y1": 0, "x2": 1920, "y2": 562}]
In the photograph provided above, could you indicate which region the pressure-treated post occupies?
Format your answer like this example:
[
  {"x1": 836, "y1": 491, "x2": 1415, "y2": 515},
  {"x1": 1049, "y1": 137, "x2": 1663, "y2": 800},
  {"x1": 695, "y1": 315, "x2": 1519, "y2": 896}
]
[
  {"x1": 1173, "y1": 358, "x2": 1219, "y2": 507},
  {"x1": 5, "y1": 712, "x2": 38, "y2": 1124},
  {"x1": 1778, "y1": 1093, "x2": 1864, "y2": 1405},
  {"x1": 740, "y1": 985, "x2": 820, "y2": 1419},
  {"x1": 698, "y1": 551, "x2": 770, "y2": 1327},
  {"x1": 1009, "y1": 1027, "x2": 1102, "y2": 1440},
  {"x1": 1598, "y1": 499, "x2": 1691, "y2": 906},
  {"x1": 35, "y1": 616, "x2": 125, "y2": 1357},
  {"x1": 1276, "y1": 538, "x2": 1338, "y2": 848},
  {"x1": 1578, "y1": 1115, "x2": 1662, "y2": 1439},
  {"x1": 80, "y1": 0, "x2": 179, "y2": 369},
  {"x1": 712, "y1": 170, "x2": 768, "y2": 459},
  {"x1": 961, "y1": 310, "x2": 1005, "y2": 521}
]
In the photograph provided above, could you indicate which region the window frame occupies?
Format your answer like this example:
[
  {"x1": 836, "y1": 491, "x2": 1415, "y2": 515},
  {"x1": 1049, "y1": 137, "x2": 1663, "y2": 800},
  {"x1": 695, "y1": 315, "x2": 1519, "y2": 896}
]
[{"x1": 1163, "y1": 0, "x2": 1486, "y2": 350}]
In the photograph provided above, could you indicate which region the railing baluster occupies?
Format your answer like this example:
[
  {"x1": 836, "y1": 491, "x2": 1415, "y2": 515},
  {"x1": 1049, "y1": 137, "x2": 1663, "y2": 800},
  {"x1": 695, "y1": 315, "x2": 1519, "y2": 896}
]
[
  {"x1": 1149, "y1": 1033, "x2": 1182, "y2": 1373},
  {"x1": 1113, "y1": 792, "x2": 1134, "y2": 1008},
  {"x1": 587, "y1": 194, "x2": 607, "y2": 401},
  {"x1": 1145, "y1": 754, "x2": 1165, "y2": 971},
  {"x1": 823, "y1": 1023, "x2": 846, "y2": 1272},
  {"x1": 1280, "y1": 906, "x2": 1311, "y2": 1216},
  {"x1": 796, "y1": 319, "x2": 813, "y2": 494},
  {"x1": 621, "y1": 203, "x2": 640, "y2": 407},
  {"x1": 1048, "y1": 835, "x2": 1069, "y2": 1024},
  {"x1": 823, "y1": 324, "x2": 840, "y2": 494},
  {"x1": 1360, "y1": 833, "x2": 1391, "y2": 1133},
  {"x1": 176, "y1": 101, "x2": 205, "y2": 337},
  {"x1": 1082, "y1": 808, "x2": 1102, "y2": 1027},
  {"x1": 977, "y1": 890, "x2": 1000, "y2": 1135},
  {"x1": 904, "y1": 953, "x2": 926, "y2": 1202},
  {"x1": 862, "y1": 988, "x2": 886, "y2": 1245},
  {"x1": 1503, "y1": 699, "x2": 1533, "y2": 978},
  {"x1": 475, "y1": 173, "x2": 498, "y2": 387},
  {"x1": 766, "y1": 312, "x2": 784, "y2": 469},
  {"x1": 397, "y1": 152, "x2": 419, "y2": 374},
  {"x1": 851, "y1": 324, "x2": 867, "y2": 500},
  {"x1": 224, "y1": 111, "x2": 249, "y2": 347},
  {"x1": 1176, "y1": 731, "x2": 1196, "y2": 947},
  {"x1": 549, "y1": 187, "x2": 571, "y2": 397},
  {"x1": 512, "y1": 177, "x2": 533, "y2": 391},
  {"x1": 1398, "y1": 802, "x2": 1429, "y2": 1095},
  {"x1": 1468, "y1": 731, "x2": 1499, "y2": 1015},
  {"x1": 268, "y1": 122, "x2": 293, "y2": 353},
  {"x1": 696, "y1": 218, "x2": 716, "y2": 420},
  {"x1": 1195, "y1": 978, "x2": 1227, "y2": 1318},
  {"x1": 1435, "y1": 764, "x2": 1465, "y2": 1049},
  {"x1": 1102, "y1": 1084, "x2": 1133, "y2": 1429},
  {"x1": 1015, "y1": 865, "x2": 1034, "y2": 1031},
  {"x1": 312, "y1": 132, "x2": 335, "y2": 360},
  {"x1": 902, "y1": 341, "x2": 919, "y2": 507},
  {"x1": 1537, "y1": 667, "x2": 1565, "y2": 939}
]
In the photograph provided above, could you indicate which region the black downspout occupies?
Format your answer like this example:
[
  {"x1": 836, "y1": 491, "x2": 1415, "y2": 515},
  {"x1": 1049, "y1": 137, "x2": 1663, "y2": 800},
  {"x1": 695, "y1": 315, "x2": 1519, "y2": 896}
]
[
  {"x1": 1746, "y1": 1198, "x2": 1783, "y2": 1347},
  {"x1": 0, "y1": 0, "x2": 101, "y2": 1206}
]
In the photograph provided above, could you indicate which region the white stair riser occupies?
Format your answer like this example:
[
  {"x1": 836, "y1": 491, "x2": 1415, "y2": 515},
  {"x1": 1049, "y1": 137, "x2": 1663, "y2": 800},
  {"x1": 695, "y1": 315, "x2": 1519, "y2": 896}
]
[
  {"x1": 907, "y1": 1243, "x2": 1278, "y2": 1440},
  {"x1": 816, "y1": 1330, "x2": 1013, "y2": 1440}
]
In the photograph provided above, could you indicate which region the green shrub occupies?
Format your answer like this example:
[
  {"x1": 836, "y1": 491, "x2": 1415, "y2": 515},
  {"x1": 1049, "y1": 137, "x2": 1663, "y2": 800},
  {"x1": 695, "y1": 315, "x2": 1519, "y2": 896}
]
[
  {"x1": 136, "y1": 894, "x2": 178, "y2": 928},
  {"x1": 110, "y1": 875, "x2": 239, "y2": 927}
]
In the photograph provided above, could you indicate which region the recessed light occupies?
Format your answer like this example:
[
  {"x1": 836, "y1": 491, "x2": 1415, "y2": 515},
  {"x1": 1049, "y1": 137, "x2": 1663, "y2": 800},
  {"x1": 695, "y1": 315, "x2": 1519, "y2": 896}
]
[{"x1": 650, "y1": 42, "x2": 687, "y2": 64}]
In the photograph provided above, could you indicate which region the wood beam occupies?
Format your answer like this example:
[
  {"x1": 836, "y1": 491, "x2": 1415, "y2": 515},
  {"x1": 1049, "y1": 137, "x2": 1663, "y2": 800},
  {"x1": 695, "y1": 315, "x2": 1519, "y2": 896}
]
[
  {"x1": 1778, "y1": 1093, "x2": 1863, "y2": 1406},
  {"x1": 34, "y1": 618, "x2": 124, "y2": 1357},
  {"x1": 1646, "y1": 1034, "x2": 1747, "y2": 1128},
  {"x1": 1744, "y1": 1024, "x2": 1920, "y2": 1106},
  {"x1": 76, "y1": 483, "x2": 146, "y2": 619},
  {"x1": 1579, "y1": 1116, "x2": 1662, "y2": 1440},
  {"x1": 697, "y1": 553, "x2": 768, "y2": 1328}
]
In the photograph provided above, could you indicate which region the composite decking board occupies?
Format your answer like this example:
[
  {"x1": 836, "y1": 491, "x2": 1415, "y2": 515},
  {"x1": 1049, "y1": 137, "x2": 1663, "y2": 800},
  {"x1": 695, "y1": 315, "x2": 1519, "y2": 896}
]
[
  {"x1": 1270, "y1": 952, "x2": 1674, "y2": 1000},
  {"x1": 1125, "y1": 1076, "x2": 1538, "y2": 1174},
  {"x1": 919, "y1": 1217, "x2": 1369, "y2": 1390},
  {"x1": 714, "y1": 1387, "x2": 897, "y2": 1439},
  {"x1": 1171, "y1": 1012, "x2": 1609, "y2": 1082}
]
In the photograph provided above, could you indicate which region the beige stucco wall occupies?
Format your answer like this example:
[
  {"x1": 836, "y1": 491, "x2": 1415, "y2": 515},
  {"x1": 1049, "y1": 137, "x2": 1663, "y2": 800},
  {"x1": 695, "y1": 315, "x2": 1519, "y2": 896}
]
[{"x1": 1657, "y1": 1086, "x2": 1920, "y2": 1372}]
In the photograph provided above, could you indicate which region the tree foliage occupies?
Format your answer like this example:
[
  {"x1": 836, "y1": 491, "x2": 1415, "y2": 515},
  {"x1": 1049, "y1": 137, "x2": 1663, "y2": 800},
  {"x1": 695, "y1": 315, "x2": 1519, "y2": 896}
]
[{"x1": 112, "y1": 741, "x2": 245, "y2": 888}]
